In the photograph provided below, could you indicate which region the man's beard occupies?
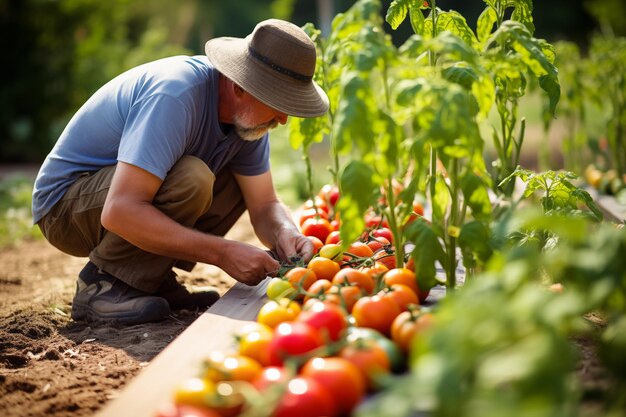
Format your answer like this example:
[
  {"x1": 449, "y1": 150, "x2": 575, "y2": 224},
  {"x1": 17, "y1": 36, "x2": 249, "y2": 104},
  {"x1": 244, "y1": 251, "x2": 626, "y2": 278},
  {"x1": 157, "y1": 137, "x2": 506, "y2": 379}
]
[{"x1": 232, "y1": 109, "x2": 278, "y2": 141}]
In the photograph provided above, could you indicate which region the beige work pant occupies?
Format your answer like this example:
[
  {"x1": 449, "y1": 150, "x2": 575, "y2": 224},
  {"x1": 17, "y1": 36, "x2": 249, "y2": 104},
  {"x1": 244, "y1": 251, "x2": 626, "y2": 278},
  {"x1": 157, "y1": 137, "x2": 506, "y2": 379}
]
[{"x1": 37, "y1": 156, "x2": 246, "y2": 293}]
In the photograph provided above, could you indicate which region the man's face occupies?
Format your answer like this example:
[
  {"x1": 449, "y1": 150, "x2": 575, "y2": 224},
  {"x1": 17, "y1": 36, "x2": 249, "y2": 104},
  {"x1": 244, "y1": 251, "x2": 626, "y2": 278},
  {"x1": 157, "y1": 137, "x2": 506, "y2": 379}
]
[
  {"x1": 232, "y1": 108, "x2": 279, "y2": 141},
  {"x1": 232, "y1": 90, "x2": 288, "y2": 141}
]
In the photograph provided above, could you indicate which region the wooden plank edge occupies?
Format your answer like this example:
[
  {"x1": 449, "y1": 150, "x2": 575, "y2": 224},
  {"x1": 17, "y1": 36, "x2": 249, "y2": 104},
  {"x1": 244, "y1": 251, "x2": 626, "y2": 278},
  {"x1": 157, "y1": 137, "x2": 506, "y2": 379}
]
[{"x1": 95, "y1": 279, "x2": 270, "y2": 417}]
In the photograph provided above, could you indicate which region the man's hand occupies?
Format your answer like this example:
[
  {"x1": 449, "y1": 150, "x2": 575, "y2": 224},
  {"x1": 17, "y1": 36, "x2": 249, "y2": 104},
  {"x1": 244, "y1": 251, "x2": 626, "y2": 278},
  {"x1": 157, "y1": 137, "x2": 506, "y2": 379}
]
[
  {"x1": 273, "y1": 229, "x2": 315, "y2": 264},
  {"x1": 219, "y1": 241, "x2": 281, "y2": 286}
]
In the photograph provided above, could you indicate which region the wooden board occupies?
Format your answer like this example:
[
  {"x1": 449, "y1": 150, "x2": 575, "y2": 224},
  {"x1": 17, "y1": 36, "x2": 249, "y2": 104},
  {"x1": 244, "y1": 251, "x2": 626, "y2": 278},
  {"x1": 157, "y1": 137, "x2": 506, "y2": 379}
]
[{"x1": 95, "y1": 279, "x2": 270, "y2": 417}]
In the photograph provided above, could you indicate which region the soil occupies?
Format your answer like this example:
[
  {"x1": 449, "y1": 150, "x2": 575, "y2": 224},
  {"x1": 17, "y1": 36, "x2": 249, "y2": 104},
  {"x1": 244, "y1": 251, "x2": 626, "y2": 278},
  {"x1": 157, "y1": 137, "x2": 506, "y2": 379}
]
[{"x1": 0, "y1": 216, "x2": 260, "y2": 417}]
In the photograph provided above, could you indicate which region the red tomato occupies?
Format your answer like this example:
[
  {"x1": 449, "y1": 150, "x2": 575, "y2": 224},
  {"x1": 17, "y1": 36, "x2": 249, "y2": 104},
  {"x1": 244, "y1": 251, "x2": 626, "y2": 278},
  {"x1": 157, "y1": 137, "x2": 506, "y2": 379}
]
[
  {"x1": 374, "y1": 250, "x2": 396, "y2": 270},
  {"x1": 351, "y1": 295, "x2": 400, "y2": 336},
  {"x1": 325, "y1": 230, "x2": 341, "y2": 244},
  {"x1": 339, "y1": 338, "x2": 390, "y2": 391},
  {"x1": 318, "y1": 184, "x2": 340, "y2": 207},
  {"x1": 268, "y1": 321, "x2": 324, "y2": 366},
  {"x1": 300, "y1": 217, "x2": 333, "y2": 243},
  {"x1": 298, "y1": 208, "x2": 329, "y2": 227},
  {"x1": 366, "y1": 236, "x2": 390, "y2": 253},
  {"x1": 252, "y1": 366, "x2": 291, "y2": 391},
  {"x1": 372, "y1": 227, "x2": 393, "y2": 243},
  {"x1": 272, "y1": 376, "x2": 337, "y2": 417},
  {"x1": 301, "y1": 357, "x2": 365, "y2": 415},
  {"x1": 364, "y1": 213, "x2": 390, "y2": 229},
  {"x1": 297, "y1": 300, "x2": 348, "y2": 342},
  {"x1": 303, "y1": 197, "x2": 330, "y2": 215}
]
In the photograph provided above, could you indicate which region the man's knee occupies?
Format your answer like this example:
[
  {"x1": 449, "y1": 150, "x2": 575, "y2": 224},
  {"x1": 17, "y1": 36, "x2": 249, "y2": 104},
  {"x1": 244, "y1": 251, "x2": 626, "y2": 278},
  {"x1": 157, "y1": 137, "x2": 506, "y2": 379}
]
[{"x1": 156, "y1": 156, "x2": 215, "y2": 215}]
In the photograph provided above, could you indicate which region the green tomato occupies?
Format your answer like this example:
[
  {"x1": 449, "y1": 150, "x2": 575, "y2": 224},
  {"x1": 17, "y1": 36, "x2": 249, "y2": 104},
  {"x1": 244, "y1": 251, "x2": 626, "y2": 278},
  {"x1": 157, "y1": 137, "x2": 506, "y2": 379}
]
[
  {"x1": 266, "y1": 277, "x2": 296, "y2": 300},
  {"x1": 319, "y1": 244, "x2": 343, "y2": 261}
]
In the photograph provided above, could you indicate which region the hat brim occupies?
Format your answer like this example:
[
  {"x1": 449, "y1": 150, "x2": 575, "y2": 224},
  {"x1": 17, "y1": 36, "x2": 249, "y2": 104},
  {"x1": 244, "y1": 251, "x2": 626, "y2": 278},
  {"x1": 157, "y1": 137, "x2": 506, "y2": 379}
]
[{"x1": 206, "y1": 37, "x2": 329, "y2": 118}]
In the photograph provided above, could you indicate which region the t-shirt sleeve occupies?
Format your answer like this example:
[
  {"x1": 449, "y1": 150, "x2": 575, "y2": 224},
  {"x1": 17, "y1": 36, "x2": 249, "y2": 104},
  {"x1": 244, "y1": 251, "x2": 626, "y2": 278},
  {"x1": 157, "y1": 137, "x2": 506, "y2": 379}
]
[
  {"x1": 229, "y1": 135, "x2": 271, "y2": 176},
  {"x1": 118, "y1": 94, "x2": 191, "y2": 180}
]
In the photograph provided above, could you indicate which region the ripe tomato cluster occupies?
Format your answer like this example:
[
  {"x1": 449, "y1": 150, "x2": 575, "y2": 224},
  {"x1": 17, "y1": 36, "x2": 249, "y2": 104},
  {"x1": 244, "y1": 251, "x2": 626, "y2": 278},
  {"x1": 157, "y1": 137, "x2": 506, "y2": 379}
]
[{"x1": 157, "y1": 185, "x2": 433, "y2": 417}]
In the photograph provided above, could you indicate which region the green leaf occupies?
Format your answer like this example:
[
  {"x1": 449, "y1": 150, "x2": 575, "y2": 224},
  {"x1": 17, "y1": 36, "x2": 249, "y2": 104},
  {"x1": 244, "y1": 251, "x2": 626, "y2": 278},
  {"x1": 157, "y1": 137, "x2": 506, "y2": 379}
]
[
  {"x1": 443, "y1": 63, "x2": 478, "y2": 90},
  {"x1": 458, "y1": 220, "x2": 493, "y2": 269},
  {"x1": 460, "y1": 172, "x2": 492, "y2": 221},
  {"x1": 332, "y1": 72, "x2": 376, "y2": 155},
  {"x1": 435, "y1": 10, "x2": 478, "y2": 48},
  {"x1": 476, "y1": 6, "x2": 497, "y2": 43},
  {"x1": 386, "y1": 0, "x2": 413, "y2": 30},
  {"x1": 405, "y1": 219, "x2": 446, "y2": 288},
  {"x1": 431, "y1": 173, "x2": 450, "y2": 222},
  {"x1": 337, "y1": 161, "x2": 377, "y2": 244},
  {"x1": 288, "y1": 115, "x2": 328, "y2": 151},
  {"x1": 538, "y1": 74, "x2": 560, "y2": 117},
  {"x1": 409, "y1": 4, "x2": 426, "y2": 35}
]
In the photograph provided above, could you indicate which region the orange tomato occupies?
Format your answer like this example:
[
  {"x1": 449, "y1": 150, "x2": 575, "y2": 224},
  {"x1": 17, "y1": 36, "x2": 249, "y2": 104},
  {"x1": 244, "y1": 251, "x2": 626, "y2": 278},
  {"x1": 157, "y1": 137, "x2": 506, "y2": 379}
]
[
  {"x1": 325, "y1": 285, "x2": 364, "y2": 313},
  {"x1": 390, "y1": 309, "x2": 433, "y2": 352},
  {"x1": 332, "y1": 268, "x2": 375, "y2": 294},
  {"x1": 285, "y1": 267, "x2": 317, "y2": 292},
  {"x1": 307, "y1": 236, "x2": 324, "y2": 254},
  {"x1": 345, "y1": 241, "x2": 374, "y2": 258},
  {"x1": 379, "y1": 284, "x2": 419, "y2": 312},
  {"x1": 304, "y1": 279, "x2": 333, "y2": 303},
  {"x1": 307, "y1": 257, "x2": 340, "y2": 281},
  {"x1": 383, "y1": 268, "x2": 418, "y2": 294},
  {"x1": 351, "y1": 294, "x2": 400, "y2": 336}
]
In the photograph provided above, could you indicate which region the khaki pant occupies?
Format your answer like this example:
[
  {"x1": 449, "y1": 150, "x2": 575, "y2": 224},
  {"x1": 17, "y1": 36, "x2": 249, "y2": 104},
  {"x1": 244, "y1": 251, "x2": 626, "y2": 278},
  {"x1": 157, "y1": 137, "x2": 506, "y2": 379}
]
[{"x1": 37, "y1": 156, "x2": 246, "y2": 293}]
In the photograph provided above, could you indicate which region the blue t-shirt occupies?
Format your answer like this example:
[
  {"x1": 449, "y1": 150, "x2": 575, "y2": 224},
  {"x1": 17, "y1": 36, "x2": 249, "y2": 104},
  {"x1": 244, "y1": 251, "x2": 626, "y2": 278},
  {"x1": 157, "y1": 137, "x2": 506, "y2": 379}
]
[{"x1": 32, "y1": 55, "x2": 270, "y2": 224}]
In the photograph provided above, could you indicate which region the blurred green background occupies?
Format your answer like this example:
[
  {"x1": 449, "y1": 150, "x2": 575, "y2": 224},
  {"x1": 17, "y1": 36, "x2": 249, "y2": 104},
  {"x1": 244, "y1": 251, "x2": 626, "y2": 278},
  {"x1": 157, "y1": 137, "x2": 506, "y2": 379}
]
[
  {"x1": 0, "y1": 0, "x2": 623, "y2": 246},
  {"x1": 0, "y1": 0, "x2": 617, "y2": 165}
]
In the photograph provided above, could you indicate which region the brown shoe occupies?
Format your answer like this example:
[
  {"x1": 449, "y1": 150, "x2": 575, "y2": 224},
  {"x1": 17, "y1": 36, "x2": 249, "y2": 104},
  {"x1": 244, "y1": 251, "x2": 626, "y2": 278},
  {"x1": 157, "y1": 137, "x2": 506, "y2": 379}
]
[
  {"x1": 71, "y1": 262, "x2": 171, "y2": 325},
  {"x1": 155, "y1": 272, "x2": 220, "y2": 311}
]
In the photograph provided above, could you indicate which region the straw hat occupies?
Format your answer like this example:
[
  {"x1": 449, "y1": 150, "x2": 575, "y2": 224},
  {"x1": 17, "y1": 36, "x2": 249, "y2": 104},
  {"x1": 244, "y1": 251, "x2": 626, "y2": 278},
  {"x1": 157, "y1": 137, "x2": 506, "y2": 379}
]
[{"x1": 205, "y1": 19, "x2": 329, "y2": 118}]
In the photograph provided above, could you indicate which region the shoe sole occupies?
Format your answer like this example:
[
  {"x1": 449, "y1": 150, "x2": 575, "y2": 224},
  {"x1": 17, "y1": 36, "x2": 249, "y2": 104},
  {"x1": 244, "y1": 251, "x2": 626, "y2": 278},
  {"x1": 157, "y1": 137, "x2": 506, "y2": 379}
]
[{"x1": 71, "y1": 300, "x2": 171, "y2": 325}]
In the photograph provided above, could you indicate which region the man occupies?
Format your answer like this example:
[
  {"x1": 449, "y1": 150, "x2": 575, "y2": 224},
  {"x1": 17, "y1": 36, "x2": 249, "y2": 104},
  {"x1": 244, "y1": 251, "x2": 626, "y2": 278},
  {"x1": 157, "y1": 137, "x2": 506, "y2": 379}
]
[{"x1": 31, "y1": 19, "x2": 329, "y2": 325}]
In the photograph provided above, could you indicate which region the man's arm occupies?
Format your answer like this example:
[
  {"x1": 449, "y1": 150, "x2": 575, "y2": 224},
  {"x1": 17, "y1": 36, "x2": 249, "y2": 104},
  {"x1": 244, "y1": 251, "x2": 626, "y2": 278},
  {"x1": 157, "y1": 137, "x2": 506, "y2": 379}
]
[
  {"x1": 101, "y1": 162, "x2": 279, "y2": 285},
  {"x1": 234, "y1": 170, "x2": 314, "y2": 263}
]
